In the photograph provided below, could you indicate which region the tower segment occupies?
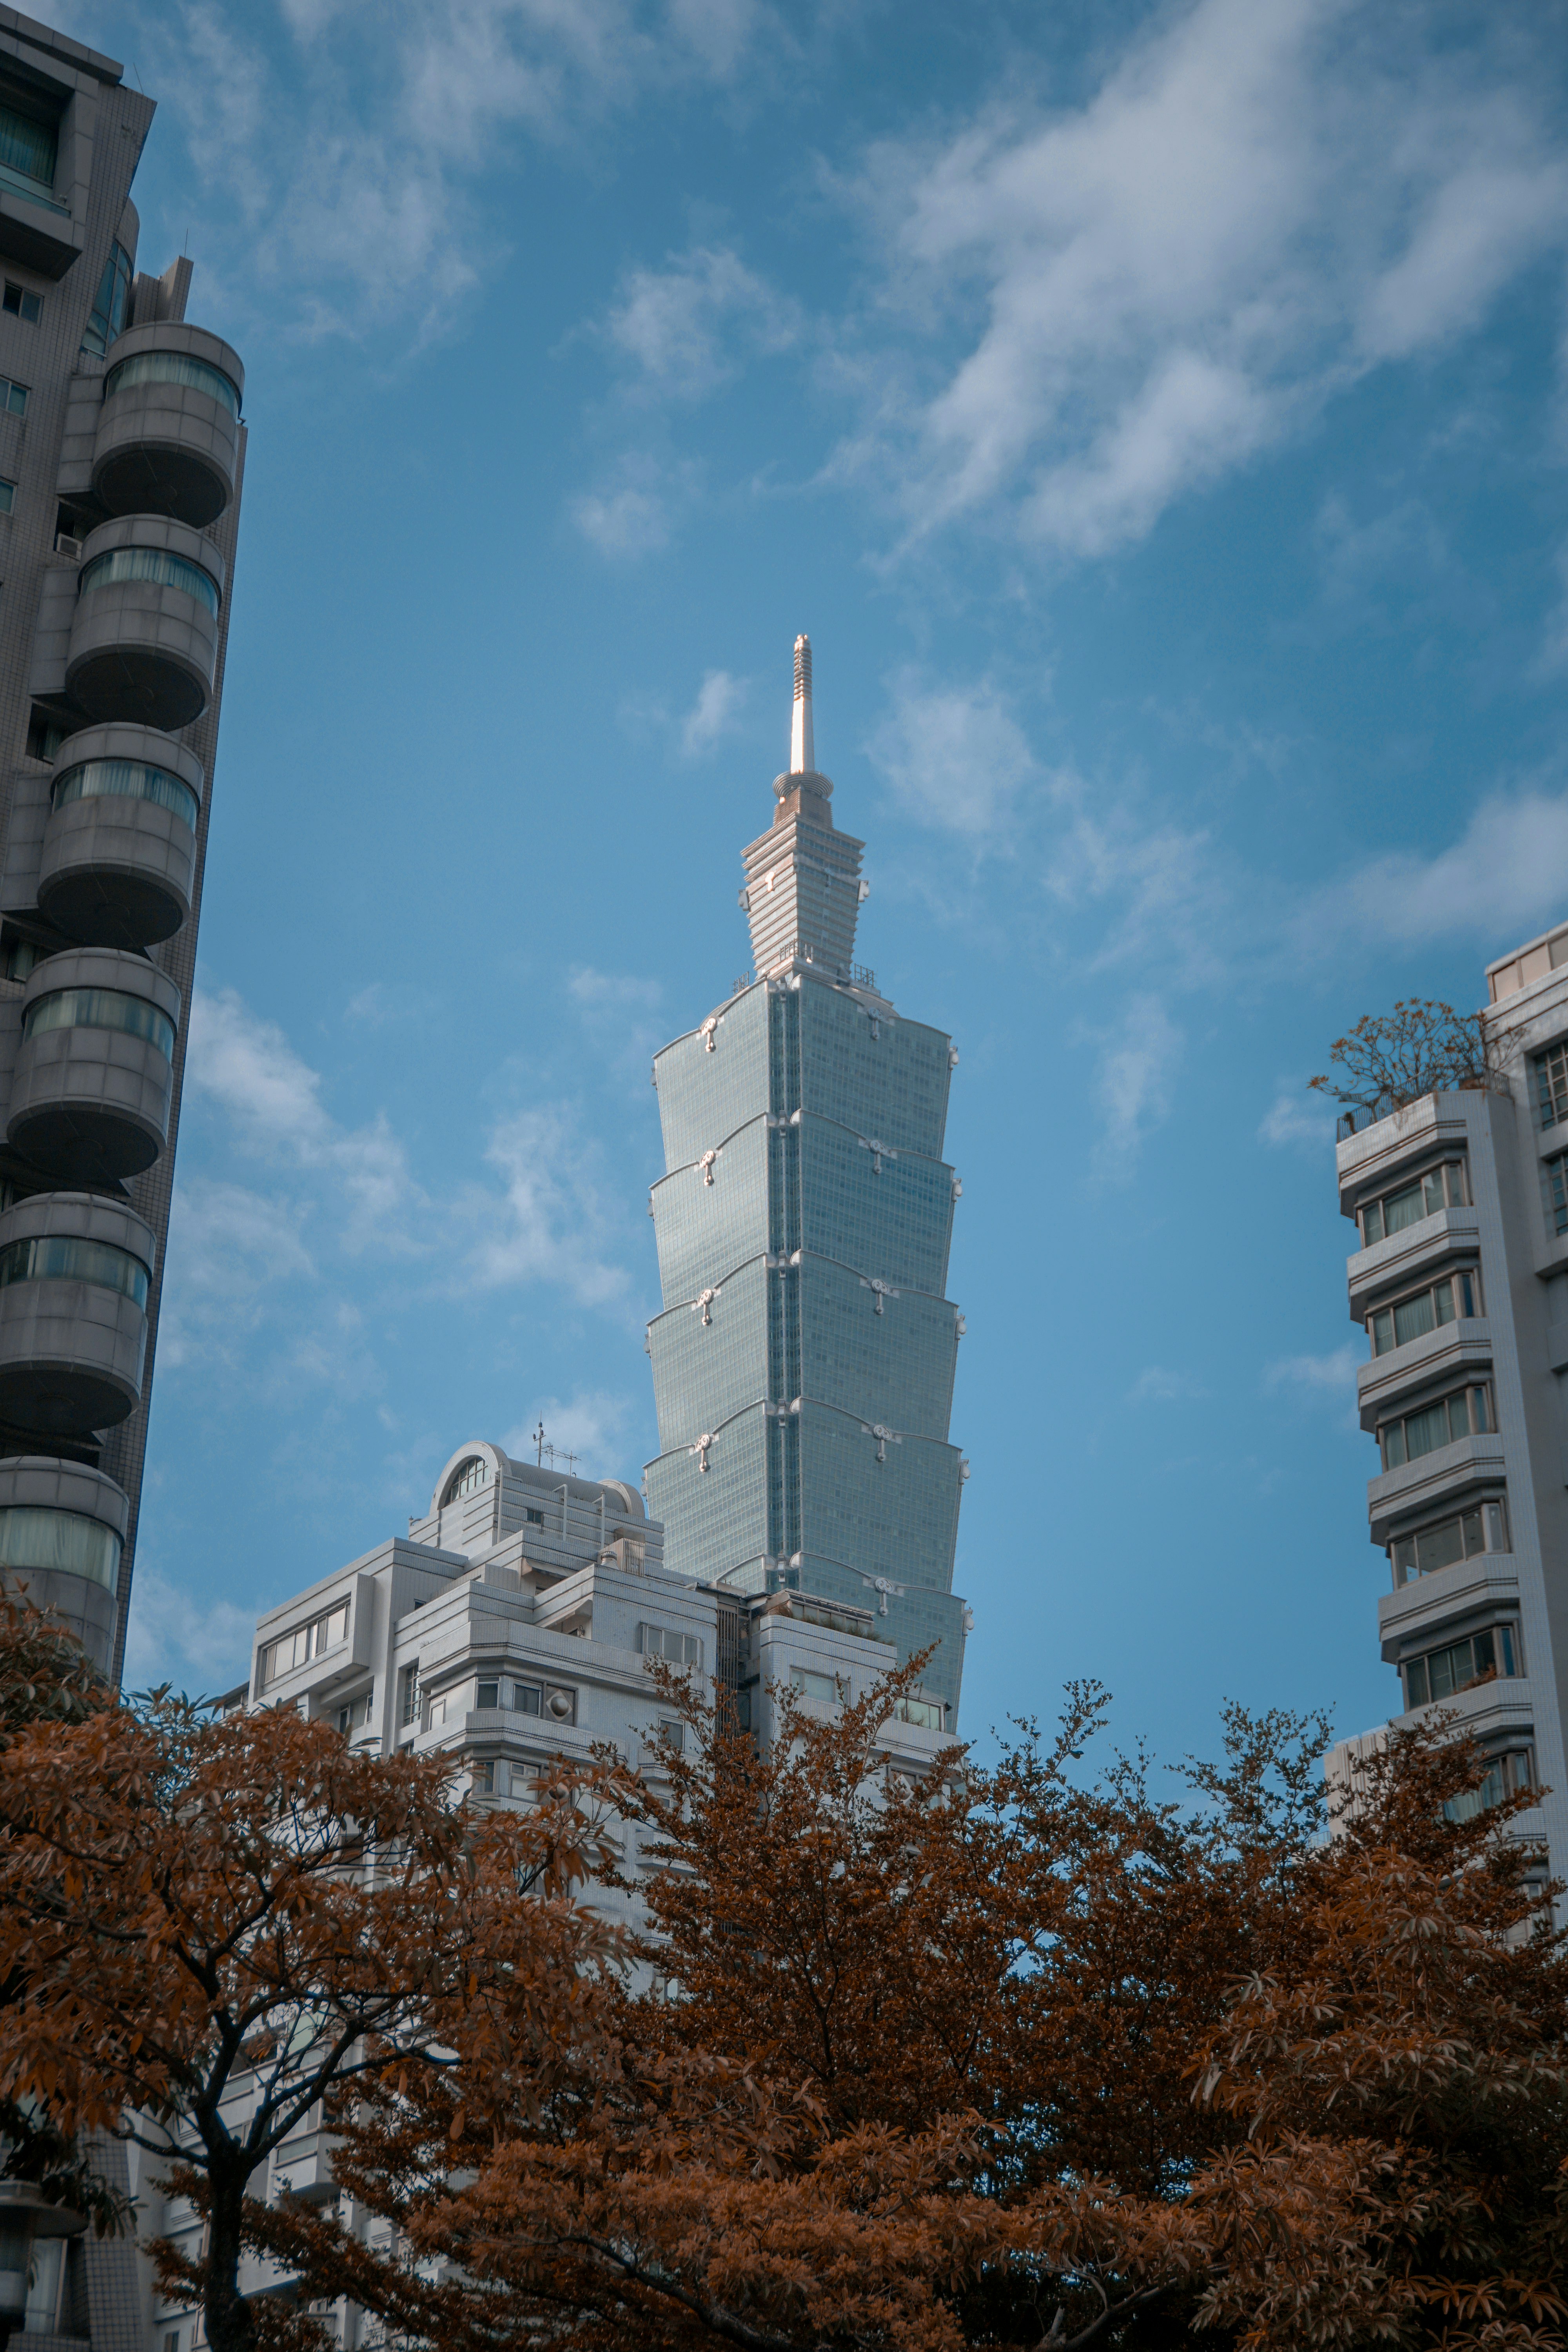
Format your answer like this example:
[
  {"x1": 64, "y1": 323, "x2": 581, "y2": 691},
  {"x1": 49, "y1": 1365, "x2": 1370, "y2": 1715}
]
[{"x1": 644, "y1": 638, "x2": 970, "y2": 1722}]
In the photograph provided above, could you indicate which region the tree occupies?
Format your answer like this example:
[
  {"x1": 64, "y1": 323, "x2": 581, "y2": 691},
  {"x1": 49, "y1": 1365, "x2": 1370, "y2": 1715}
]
[
  {"x1": 0, "y1": 1605, "x2": 617, "y2": 2352},
  {"x1": 1309, "y1": 998, "x2": 1516, "y2": 1125}
]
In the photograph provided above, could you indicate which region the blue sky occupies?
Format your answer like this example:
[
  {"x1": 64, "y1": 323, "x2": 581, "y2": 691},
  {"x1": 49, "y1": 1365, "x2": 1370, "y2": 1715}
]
[{"x1": 64, "y1": 0, "x2": 1568, "y2": 1767}]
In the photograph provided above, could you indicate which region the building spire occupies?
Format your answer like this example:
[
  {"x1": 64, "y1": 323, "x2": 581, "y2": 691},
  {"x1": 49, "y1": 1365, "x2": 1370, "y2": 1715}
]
[{"x1": 790, "y1": 633, "x2": 814, "y2": 775}]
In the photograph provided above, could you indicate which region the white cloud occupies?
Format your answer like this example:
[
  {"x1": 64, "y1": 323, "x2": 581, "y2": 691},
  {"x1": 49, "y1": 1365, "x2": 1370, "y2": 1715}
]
[
  {"x1": 187, "y1": 987, "x2": 420, "y2": 1249},
  {"x1": 1259, "y1": 1085, "x2": 1336, "y2": 1150},
  {"x1": 1044, "y1": 777, "x2": 1230, "y2": 989},
  {"x1": 1129, "y1": 1365, "x2": 1207, "y2": 1402},
  {"x1": 122, "y1": 1562, "x2": 262, "y2": 1695},
  {"x1": 840, "y1": 0, "x2": 1568, "y2": 556},
  {"x1": 158, "y1": 1177, "x2": 315, "y2": 1369},
  {"x1": 1089, "y1": 992, "x2": 1183, "y2": 1180},
  {"x1": 572, "y1": 463, "x2": 674, "y2": 558},
  {"x1": 603, "y1": 244, "x2": 797, "y2": 397},
  {"x1": 865, "y1": 670, "x2": 1036, "y2": 836},
  {"x1": 461, "y1": 1105, "x2": 631, "y2": 1306},
  {"x1": 1319, "y1": 787, "x2": 1568, "y2": 948},
  {"x1": 681, "y1": 668, "x2": 749, "y2": 757},
  {"x1": 503, "y1": 1388, "x2": 636, "y2": 1474},
  {"x1": 1266, "y1": 1342, "x2": 1360, "y2": 1392}
]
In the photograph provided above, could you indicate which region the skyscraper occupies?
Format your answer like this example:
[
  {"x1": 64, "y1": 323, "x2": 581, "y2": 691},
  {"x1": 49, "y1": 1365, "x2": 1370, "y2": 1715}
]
[
  {"x1": 1325, "y1": 925, "x2": 1568, "y2": 1897},
  {"x1": 644, "y1": 637, "x2": 971, "y2": 1724},
  {"x1": 0, "y1": 13, "x2": 246, "y2": 1684}
]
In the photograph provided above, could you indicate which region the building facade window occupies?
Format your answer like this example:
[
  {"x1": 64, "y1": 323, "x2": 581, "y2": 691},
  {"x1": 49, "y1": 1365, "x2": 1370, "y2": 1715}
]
[
  {"x1": 791, "y1": 1666, "x2": 843, "y2": 1704},
  {"x1": 0, "y1": 97, "x2": 56, "y2": 191},
  {"x1": 471, "y1": 1675, "x2": 574, "y2": 1724},
  {"x1": 23, "y1": 985, "x2": 175, "y2": 1060},
  {"x1": 398, "y1": 1664, "x2": 420, "y2": 1726},
  {"x1": 1546, "y1": 1150, "x2": 1568, "y2": 1238},
  {"x1": 78, "y1": 543, "x2": 220, "y2": 617},
  {"x1": 1359, "y1": 1160, "x2": 1468, "y2": 1247},
  {"x1": 892, "y1": 1695, "x2": 945, "y2": 1730},
  {"x1": 1403, "y1": 1622, "x2": 1520, "y2": 1710},
  {"x1": 259, "y1": 1600, "x2": 348, "y2": 1688},
  {"x1": 0, "y1": 479, "x2": 14, "y2": 515},
  {"x1": 105, "y1": 348, "x2": 240, "y2": 417},
  {"x1": 0, "y1": 1503, "x2": 120, "y2": 1590},
  {"x1": 440, "y1": 1455, "x2": 486, "y2": 1505},
  {"x1": 2, "y1": 283, "x2": 41, "y2": 323},
  {"x1": 335, "y1": 1691, "x2": 371, "y2": 1735},
  {"x1": 524, "y1": 1506, "x2": 544, "y2": 1525},
  {"x1": 53, "y1": 756, "x2": 200, "y2": 830},
  {"x1": 639, "y1": 1622, "x2": 703, "y2": 1668},
  {"x1": 1391, "y1": 1496, "x2": 1508, "y2": 1583},
  {"x1": 1379, "y1": 1382, "x2": 1492, "y2": 1470},
  {"x1": 0, "y1": 376, "x2": 25, "y2": 415},
  {"x1": 1369, "y1": 1267, "x2": 1480, "y2": 1355},
  {"x1": 1442, "y1": 1745, "x2": 1535, "y2": 1824},
  {"x1": 0, "y1": 1231, "x2": 150, "y2": 1307},
  {"x1": 80, "y1": 242, "x2": 131, "y2": 358},
  {"x1": 1538, "y1": 1042, "x2": 1568, "y2": 1128}
]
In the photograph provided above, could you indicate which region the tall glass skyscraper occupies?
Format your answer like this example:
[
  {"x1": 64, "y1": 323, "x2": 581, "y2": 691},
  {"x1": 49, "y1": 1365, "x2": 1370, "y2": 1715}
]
[{"x1": 645, "y1": 638, "x2": 971, "y2": 1720}]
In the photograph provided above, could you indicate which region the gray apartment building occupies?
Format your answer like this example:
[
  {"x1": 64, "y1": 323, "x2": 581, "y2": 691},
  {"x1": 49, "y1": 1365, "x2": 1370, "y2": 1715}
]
[
  {"x1": 0, "y1": 8, "x2": 245, "y2": 1686},
  {"x1": 644, "y1": 637, "x2": 971, "y2": 1724},
  {"x1": 133, "y1": 1435, "x2": 956, "y2": 2352},
  {"x1": 1325, "y1": 920, "x2": 1568, "y2": 1895}
]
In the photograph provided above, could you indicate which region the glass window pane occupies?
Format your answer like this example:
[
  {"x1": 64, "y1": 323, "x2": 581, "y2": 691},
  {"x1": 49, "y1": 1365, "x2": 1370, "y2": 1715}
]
[
  {"x1": 1460, "y1": 1508, "x2": 1483, "y2": 1556},
  {"x1": 1392, "y1": 1536, "x2": 1416, "y2": 1579},
  {"x1": 1472, "y1": 1386, "x2": 1490, "y2": 1434},
  {"x1": 1456, "y1": 1270, "x2": 1476, "y2": 1317},
  {"x1": 1432, "y1": 1280, "x2": 1455, "y2": 1326},
  {"x1": 1383, "y1": 1422, "x2": 1406, "y2": 1468},
  {"x1": 476, "y1": 1681, "x2": 498, "y2": 1710},
  {"x1": 1423, "y1": 1171, "x2": 1446, "y2": 1217},
  {"x1": 1472, "y1": 1630, "x2": 1496, "y2": 1678},
  {"x1": 1446, "y1": 1161, "x2": 1468, "y2": 1206},
  {"x1": 1384, "y1": 1181, "x2": 1426, "y2": 1235},
  {"x1": 1394, "y1": 1290, "x2": 1437, "y2": 1347},
  {"x1": 1405, "y1": 1657, "x2": 1428, "y2": 1707},
  {"x1": 1416, "y1": 1517, "x2": 1465, "y2": 1574},
  {"x1": 1484, "y1": 1500, "x2": 1507, "y2": 1551},
  {"x1": 1429, "y1": 1646, "x2": 1457, "y2": 1699},
  {"x1": 1404, "y1": 1403, "x2": 1450, "y2": 1460},
  {"x1": 1500, "y1": 1625, "x2": 1517, "y2": 1675},
  {"x1": 516, "y1": 1683, "x2": 541, "y2": 1715},
  {"x1": 1372, "y1": 1308, "x2": 1394, "y2": 1354},
  {"x1": 1446, "y1": 1393, "x2": 1471, "y2": 1442},
  {"x1": 1363, "y1": 1200, "x2": 1384, "y2": 1246}
]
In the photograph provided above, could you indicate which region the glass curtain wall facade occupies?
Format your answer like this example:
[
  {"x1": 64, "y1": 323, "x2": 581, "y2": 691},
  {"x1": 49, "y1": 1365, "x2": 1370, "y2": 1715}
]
[{"x1": 645, "y1": 640, "x2": 970, "y2": 1717}]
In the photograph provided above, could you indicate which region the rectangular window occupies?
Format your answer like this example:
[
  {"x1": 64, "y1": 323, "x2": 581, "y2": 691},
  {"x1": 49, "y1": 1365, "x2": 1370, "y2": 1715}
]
[
  {"x1": 893, "y1": 1696, "x2": 945, "y2": 1730},
  {"x1": 0, "y1": 480, "x2": 14, "y2": 515},
  {"x1": 791, "y1": 1666, "x2": 843, "y2": 1704},
  {"x1": 655, "y1": 1716, "x2": 686, "y2": 1752},
  {"x1": 0, "y1": 98, "x2": 56, "y2": 191},
  {"x1": 398, "y1": 1664, "x2": 420, "y2": 1726},
  {"x1": 2, "y1": 282, "x2": 40, "y2": 323},
  {"x1": 1360, "y1": 1160, "x2": 1467, "y2": 1247},
  {"x1": 1442, "y1": 1745, "x2": 1534, "y2": 1824},
  {"x1": 639, "y1": 1622, "x2": 703, "y2": 1669},
  {"x1": 1403, "y1": 1622, "x2": 1519, "y2": 1709},
  {"x1": 1538, "y1": 1042, "x2": 1568, "y2": 1128},
  {"x1": 1390, "y1": 1496, "x2": 1508, "y2": 1582},
  {"x1": 0, "y1": 376, "x2": 25, "y2": 415},
  {"x1": 513, "y1": 1681, "x2": 542, "y2": 1715},
  {"x1": 475, "y1": 1679, "x2": 500, "y2": 1711},
  {"x1": 1547, "y1": 1151, "x2": 1568, "y2": 1238},
  {"x1": 1379, "y1": 1383, "x2": 1491, "y2": 1469},
  {"x1": 335, "y1": 1691, "x2": 371, "y2": 1735},
  {"x1": 524, "y1": 1506, "x2": 544, "y2": 1525},
  {"x1": 1370, "y1": 1267, "x2": 1481, "y2": 1354},
  {"x1": 259, "y1": 1600, "x2": 349, "y2": 1688},
  {"x1": 473, "y1": 1760, "x2": 495, "y2": 1795}
]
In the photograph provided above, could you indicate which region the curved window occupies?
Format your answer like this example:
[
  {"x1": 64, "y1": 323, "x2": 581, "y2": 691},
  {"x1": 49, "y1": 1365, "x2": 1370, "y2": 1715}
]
[
  {"x1": 81, "y1": 241, "x2": 132, "y2": 359},
  {"x1": 104, "y1": 349, "x2": 240, "y2": 419},
  {"x1": 441, "y1": 1455, "x2": 487, "y2": 1506},
  {"x1": 78, "y1": 545, "x2": 219, "y2": 618},
  {"x1": 52, "y1": 757, "x2": 200, "y2": 831},
  {"x1": 0, "y1": 1503, "x2": 120, "y2": 1591},
  {"x1": 0, "y1": 1233, "x2": 149, "y2": 1307},
  {"x1": 24, "y1": 987, "x2": 175, "y2": 1062}
]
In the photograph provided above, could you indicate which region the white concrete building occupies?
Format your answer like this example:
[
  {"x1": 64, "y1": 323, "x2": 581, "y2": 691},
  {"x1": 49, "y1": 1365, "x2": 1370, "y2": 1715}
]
[
  {"x1": 1324, "y1": 918, "x2": 1568, "y2": 1899},
  {"x1": 135, "y1": 1434, "x2": 954, "y2": 2352}
]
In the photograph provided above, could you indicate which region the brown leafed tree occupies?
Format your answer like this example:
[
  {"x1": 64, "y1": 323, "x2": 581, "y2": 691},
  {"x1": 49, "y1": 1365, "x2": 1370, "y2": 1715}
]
[
  {"x1": 0, "y1": 1603, "x2": 618, "y2": 2352},
  {"x1": 1309, "y1": 997, "x2": 1516, "y2": 1123}
]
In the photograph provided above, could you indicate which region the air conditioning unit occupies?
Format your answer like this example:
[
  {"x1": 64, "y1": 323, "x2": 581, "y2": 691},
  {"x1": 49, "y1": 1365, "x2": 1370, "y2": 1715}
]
[{"x1": 53, "y1": 532, "x2": 82, "y2": 559}]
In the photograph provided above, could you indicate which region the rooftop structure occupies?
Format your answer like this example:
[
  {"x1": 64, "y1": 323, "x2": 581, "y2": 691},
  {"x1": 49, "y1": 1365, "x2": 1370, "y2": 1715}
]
[
  {"x1": 0, "y1": 7, "x2": 247, "y2": 1683},
  {"x1": 643, "y1": 637, "x2": 971, "y2": 1722}
]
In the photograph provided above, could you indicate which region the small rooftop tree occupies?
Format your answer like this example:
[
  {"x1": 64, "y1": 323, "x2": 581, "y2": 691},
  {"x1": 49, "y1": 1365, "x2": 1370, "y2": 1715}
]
[{"x1": 1310, "y1": 997, "x2": 1516, "y2": 1125}]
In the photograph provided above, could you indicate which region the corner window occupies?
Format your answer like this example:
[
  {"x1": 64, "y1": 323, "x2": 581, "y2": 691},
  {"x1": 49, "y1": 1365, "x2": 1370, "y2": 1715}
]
[
  {"x1": 78, "y1": 544, "x2": 220, "y2": 618},
  {"x1": 1391, "y1": 1497, "x2": 1508, "y2": 1583},
  {"x1": 1369, "y1": 1267, "x2": 1480, "y2": 1354},
  {"x1": 1404, "y1": 1622, "x2": 1520, "y2": 1710},
  {"x1": 1360, "y1": 1160, "x2": 1467, "y2": 1247},
  {"x1": 23, "y1": 985, "x2": 175, "y2": 1061},
  {"x1": 892, "y1": 1696, "x2": 945, "y2": 1730},
  {"x1": 80, "y1": 241, "x2": 131, "y2": 358},
  {"x1": 105, "y1": 349, "x2": 240, "y2": 419},
  {"x1": 0, "y1": 1231, "x2": 151, "y2": 1307},
  {"x1": 1379, "y1": 1382, "x2": 1492, "y2": 1470},
  {"x1": 0, "y1": 1502, "x2": 120, "y2": 1590},
  {"x1": 1442, "y1": 1744, "x2": 1534, "y2": 1824},
  {"x1": 3, "y1": 281, "x2": 41, "y2": 323},
  {"x1": 259, "y1": 1599, "x2": 348, "y2": 1688},
  {"x1": 53, "y1": 756, "x2": 200, "y2": 831}
]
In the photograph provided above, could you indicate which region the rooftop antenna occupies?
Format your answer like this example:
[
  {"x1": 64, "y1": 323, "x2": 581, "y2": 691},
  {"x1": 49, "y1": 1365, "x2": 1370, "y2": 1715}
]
[
  {"x1": 790, "y1": 633, "x2": 813, "y2": 775},
  {"x1": 533, "y1": 1418, "x2": 545, "y2": 1466}
]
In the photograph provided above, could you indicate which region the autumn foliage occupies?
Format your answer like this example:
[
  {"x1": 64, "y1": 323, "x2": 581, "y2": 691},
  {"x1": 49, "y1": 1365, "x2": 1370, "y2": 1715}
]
[{"x1": 1, "y1": 1604, "x2": 1566, "y2": 2352}]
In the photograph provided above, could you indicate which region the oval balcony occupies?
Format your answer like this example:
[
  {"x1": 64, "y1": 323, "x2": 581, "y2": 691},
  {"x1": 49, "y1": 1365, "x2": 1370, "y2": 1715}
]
[
  {"x1": 0, "y1": 1454, "x2": 129, "y2": 1672},
  {"x1": 8, "y1": 947, "x2": 181, "y2": 1185},
  {"x1": 64, "y1": 516, "x2": 224, "y2": 732},
  {"x1": 93, "y1": 323, "x2": 244, "y2": 530},
  {"x1": 0, "y1": 1192, "x2": 154, "y2": 1437},
  {"x1": 38, "y1": 724, "x2": 202, "y2": 950}
]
